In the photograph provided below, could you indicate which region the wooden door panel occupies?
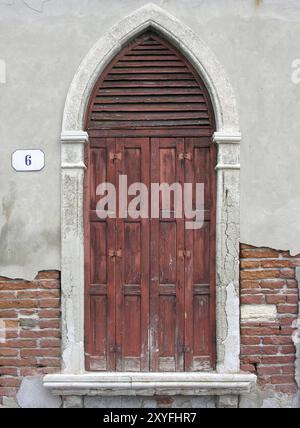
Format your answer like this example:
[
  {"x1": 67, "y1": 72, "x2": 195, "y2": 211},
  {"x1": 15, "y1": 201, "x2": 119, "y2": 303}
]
[
  {"x1": 88, "y1": 295, "x2": 108, "y2": 371},
  {"x1": 85, "y1": 134, "x2": 216, "y2": 372},
  {"x1": 184, "y1": 138, "x2": 214, "y2": 371},
  {"x1": 90, "y1": 222, "x2": 107, "y2": 285},
  {"x1": 158, "y1": 296, "x2": 176, "y2": 371},
  {"x1": 193, "y1": 223, "x2": 210, "y2": 284},
  {"x1": 115, "y1": 138, "x2": 150, "y2": 371},
  {"x1": 84, "y1": 32, "x2": 216, "y2": 373},
  {"x1": 150, "y1": 137, "x2": 185, "y2": 372},
  {"x1": 85, "y1": 138, "x2": 116, "y2": 371}
]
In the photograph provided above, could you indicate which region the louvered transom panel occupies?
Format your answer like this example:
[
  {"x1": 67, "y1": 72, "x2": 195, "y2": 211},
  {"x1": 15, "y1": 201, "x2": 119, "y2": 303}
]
[{"x1": 87, "y1": 32, "x2": 214, "y2": 129}]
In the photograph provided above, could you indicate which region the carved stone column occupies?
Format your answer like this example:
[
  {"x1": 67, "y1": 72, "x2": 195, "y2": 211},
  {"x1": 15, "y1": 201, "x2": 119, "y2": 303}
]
[{"x1": 213, "y1": 132, "x2": 241, "y2": 373}]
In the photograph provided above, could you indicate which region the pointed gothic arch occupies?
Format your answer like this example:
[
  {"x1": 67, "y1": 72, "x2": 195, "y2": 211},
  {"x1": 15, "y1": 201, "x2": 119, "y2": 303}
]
[{"x1": 44, "y1": 4, "x2": 256, "y2": 398}]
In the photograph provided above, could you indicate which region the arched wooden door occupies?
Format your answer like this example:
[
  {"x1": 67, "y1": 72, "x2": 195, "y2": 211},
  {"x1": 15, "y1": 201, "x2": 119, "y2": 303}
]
[{"x1": 84, "y1": 31, "x2": 216, "y2": 372}]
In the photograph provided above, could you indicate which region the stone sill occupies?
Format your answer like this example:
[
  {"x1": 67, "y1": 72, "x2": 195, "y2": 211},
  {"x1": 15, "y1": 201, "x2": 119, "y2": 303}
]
[{"x1": 43, "y1": 372, "x2": 256, "y2": 396}]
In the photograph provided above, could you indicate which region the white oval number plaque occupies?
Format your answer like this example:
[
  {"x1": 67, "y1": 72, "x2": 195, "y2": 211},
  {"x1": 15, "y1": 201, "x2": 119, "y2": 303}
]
[{"x1": 12, "y1": 150, "x2": 45, "y2": 172}]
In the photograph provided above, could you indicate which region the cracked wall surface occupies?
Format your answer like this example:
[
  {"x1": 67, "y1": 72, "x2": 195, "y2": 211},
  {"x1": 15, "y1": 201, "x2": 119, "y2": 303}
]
[
  {"x1": 0, "y1": 243, "x2": 299, "y2": 408},
  {"x1": 240, "y1": 245, "x2": 300, "y2": 407},
  {"x1": 0, "y1": 1, "x2": 300, "y2": 278},
  {"x1": 0, "y1": 0, "x2": 299, "y2": 410}
]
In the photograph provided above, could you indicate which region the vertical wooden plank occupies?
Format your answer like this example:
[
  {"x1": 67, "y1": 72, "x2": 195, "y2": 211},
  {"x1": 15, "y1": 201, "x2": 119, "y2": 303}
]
[
  {"x1": 140, "y1": 138, "x2": 150, "y2": 371},
  {"x1": 85, "y1": 138, "x2": 116, "y2": 371},
  {"x1": 175, "y1": 138, "x2": 185, "y2": 372},
  {"x1": 184, "y1": 137, "x2": 195, "y2": 371},
  {"x1": 115, "y1": 137, "x2": 124, "y2": 371},
  {"x1": 184, "y1": 138, "x2": 216, "y2": 371},
  {"x1": 150, "y1": 137, "x2": 185, "y2": 371},
  {"x1": 106, "y1": 138, "x2": 117, "y2": 371},
  {"x1": 115, "y1": 138, "x2": 150, "y2": 371},
  {"x1": 149, "y1": 137, "x2": 160, "y2": 371}
]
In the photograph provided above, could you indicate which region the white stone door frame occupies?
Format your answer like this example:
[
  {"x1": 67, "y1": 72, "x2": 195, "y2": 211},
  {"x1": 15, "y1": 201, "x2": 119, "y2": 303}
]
[{"x1": 45, "y1": 3, "x2": 255, "y2": 395}]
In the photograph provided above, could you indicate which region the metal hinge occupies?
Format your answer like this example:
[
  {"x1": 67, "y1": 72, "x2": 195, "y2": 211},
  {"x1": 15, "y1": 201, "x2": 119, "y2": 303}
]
[
  {"x1": 177, "y1": 344, "x2": 191, "y2": 354},
  {"x1": 109, "y1": 249, "x2": 122, "y2": 258},
  {"x1": 178, "y1": 250, "x2": 191, "y2": 259},
  {"x1": 178, "y1": 152, "x2": 192, "y2": 160},
  {"x1": 109, "y1": 152, "x2": 122, "y2": 161},
  {"x1": 110, "y1": 344, "x2": 121, "y2": 353}
]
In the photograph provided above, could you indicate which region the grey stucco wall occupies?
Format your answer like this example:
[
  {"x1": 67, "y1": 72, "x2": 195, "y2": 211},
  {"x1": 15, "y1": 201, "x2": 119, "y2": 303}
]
[{"x1": 1, "y1": 0, "x2": 300, "y2": 279}]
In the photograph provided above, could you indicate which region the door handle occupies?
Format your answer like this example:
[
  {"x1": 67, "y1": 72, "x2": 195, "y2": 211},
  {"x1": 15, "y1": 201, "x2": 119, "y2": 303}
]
[
  {"x1": 178, "y1": 250, "x2": 191, "y2": 259},
  {"x1": 109, "y1": 249, "x2": 122, "y2": 258}
]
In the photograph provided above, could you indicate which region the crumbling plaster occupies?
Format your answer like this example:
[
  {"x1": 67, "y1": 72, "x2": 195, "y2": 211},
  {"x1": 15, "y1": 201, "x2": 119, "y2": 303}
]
[
  {"x1": 36, "y1": 6, "x2": 257, "y2": 403},
  {"x1": 0, "y1": 1, "x2": 300, "y2": 279},
  {"x1": 293, "y1": 267, "x2": 300, "y2": 407},
  {"x1": 51, "y1": 4, "x2": 243, "y2": 380},
  {"x1": 0, "y1": 0, "x2": 299, "y2": 409}
]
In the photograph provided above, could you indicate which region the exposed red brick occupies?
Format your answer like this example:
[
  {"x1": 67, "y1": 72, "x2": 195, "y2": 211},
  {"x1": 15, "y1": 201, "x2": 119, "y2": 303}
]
[
  {"x1": 36, "y1": 358, "x2": 60, "y2": 367},
  {"x1": 39, "y1": 309, "x2": 61, "y2": 318},
  {"x1": 286, "y1": 279, "x2": 298, "y2": 288},
  {"x1": 260, "y1": 279, "x2": 286, "y2": 289},
  {"x1": 241, "y1": 295, "x2": 265, "y2": 304},
  {"x1": 20, "y1": 348, "x2": 60, "y2": 358},
  {"x1": 280, "y1": 345, "x2": 296, "y2": 354},
  {"x1": 274, "y1": 385, "x2": 298, "y2": 394},
  {"x1": 39, "y1": 320, "x2": 60, "y2": 329},
  {"x1": 0, "y1": 310, "x2": 17, "y2": 318},
  {"x1": 240, "y1": 260, "x2": 260, "y2": 269},
  {"x1": 265, "y1": 295, "x2": 286, "y2": 304},
  {"x1": 35, "y1": 271, "x2": 60, "y2": 280},
  {"x1": 260, "y1": 260, "x2": 291, "y2": 269},
  {"x1": 240, "y1": 270, "x2": 281, "y2": 280},
  {"x1": 0, "y1": 387, "x2": 18, "y2": 397},
  {"x1": 240, "y1": 244, "x2": 299, "y2": 396},
  {"x1": 262, "y1": 336, "x2": 292, "y2": 345},
  {"x1": 281, "y1": 365, "x2": 295, "y2": 374},
  {"x1": 257, "y1": 366, "x2": 281, "y2": 376},
  {"x1": 0, "y1": 367, "x2": 18, "y2": 376},
  {"x1": 277, "y1": 304, "x2": 298, "y2": 314},
  {"x1": 279, "y1": 315, "x2": 298, "y2": 325},
  {"x1": 240, "y1": 280, "x2": 261, "y2": 289},
  {"x1": 0, "y1": 245, "x2": 298, "y2": 405},
  {"x1": 0, "y1": 378, "x2": 21, "y2": 388},
  {"x1": 286, "y1": 295, "x2": 299, "y2": 304},
  {"x1": 270, "y1": 375, "x2": 295, "y2": 385},
  {"x1": 38, "y1": 280, "x2": 60, "y2": 290},
  {"x1": 0, "y1": 282, "x2": 37, "y2": 290},
  {"x1": 241, "y1": 336, "x2": 261, "y2": 345},
  {"x1": 39, "y1": 299, "x2": 60, "y2": 308},
  {"x1": 0, "y1": 340, "x2": 37, "y2": 348},
  {"x1": 240, "y1": 364, "x2": 256, "y2": 372},
  {"x1": 40, "y1": 339, "x2": 60, "y2": 348},
  {"x1": 0, "y1": 349, "x2": 18, "y2": 357},
  {"x1": 19, "y1": 367, "x2": 59, "y2": 376},
  {"x1": 259, "y1": 355, "x2": 295, "y2": 365},
  {"x1": 241, "y1": 249, "x2": 279, "y2": 258},
  {"x1": 241, "y1": 326, "x2": 280, "y2": 336},
  {"x1": 0, "y1": 299, "x2": 38, "y2": 309},
  {"x1": 0, "y1": 271, "x2": 61, "y2": 405},
  {"x1": 20, "y1": 329, "x2": 60, "y2": 339},
  {"x1": 279, "y1": 269, "x2": 295, "y2": 279}
]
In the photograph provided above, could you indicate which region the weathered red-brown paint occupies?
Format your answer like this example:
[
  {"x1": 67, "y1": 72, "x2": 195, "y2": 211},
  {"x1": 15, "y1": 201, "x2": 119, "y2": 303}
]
[{"x1": 84, "y1": 31, "x2": 216, "y2": 371}]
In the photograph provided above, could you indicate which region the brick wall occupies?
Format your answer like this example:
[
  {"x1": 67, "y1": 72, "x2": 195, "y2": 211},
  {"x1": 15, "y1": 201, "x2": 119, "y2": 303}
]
[
  {"x1": 0, "y1": 249, "x2": 299, "y2": 406},
  {"x1": 240, "y1": 244, "x2": 299, "y2": 395},
  {"x1": 0, "y1": 271, "x2": 61, "y2": 405}
]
